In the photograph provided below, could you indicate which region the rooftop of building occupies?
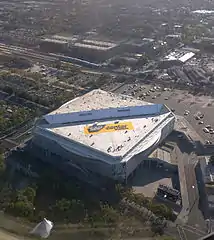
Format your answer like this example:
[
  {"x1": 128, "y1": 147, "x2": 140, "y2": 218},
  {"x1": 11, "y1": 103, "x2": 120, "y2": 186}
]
[
  {"x1": 39, "y1": 90, "x2": 174, "y2": 160},
  {"x1": 74, "y1": 39, "x2": 118, "y2": 51},
  {"x1": 164, "y1": 50, "x2": 195, "y2": 63},
  {"x1": 50, "y1": 89, "x2": 151, "y2": 115},
  {"x1": 42, "y1": 38, "x2": 68, "y2": 44}
]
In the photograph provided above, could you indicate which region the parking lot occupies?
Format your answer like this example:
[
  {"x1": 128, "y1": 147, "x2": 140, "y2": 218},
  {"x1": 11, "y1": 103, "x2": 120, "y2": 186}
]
[{"x1": 115, "y1": 83, "x2": 214, "y2": 143}]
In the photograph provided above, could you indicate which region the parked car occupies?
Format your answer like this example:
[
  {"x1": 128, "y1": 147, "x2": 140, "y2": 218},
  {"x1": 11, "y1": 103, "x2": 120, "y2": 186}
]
[{"x1": 203, "y1": 128, "x2": 210, "y2": 133}]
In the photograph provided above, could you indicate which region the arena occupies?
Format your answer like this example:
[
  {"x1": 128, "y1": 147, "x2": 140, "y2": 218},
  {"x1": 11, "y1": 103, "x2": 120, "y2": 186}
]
[{"x1": 31, "y1": 89, "x2": 175, "y2": 184}]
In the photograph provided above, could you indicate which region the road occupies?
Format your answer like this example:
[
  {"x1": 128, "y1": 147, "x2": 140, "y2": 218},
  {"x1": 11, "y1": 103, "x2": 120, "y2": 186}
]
[{"x1": 0, "y1": 229, "x2": 27, "y2": 240}]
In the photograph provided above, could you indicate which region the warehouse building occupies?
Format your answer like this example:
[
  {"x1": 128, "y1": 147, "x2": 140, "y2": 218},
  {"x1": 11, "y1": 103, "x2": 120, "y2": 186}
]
[
  {"x1": 39, "y1": 38, "x2": 69, "y2": 53},
  {"x1": 31, "y1": 90, "x2": 175, "y2": 185},
  {"x1": 69, "y1": 39, "x2": 121, "y2": 62},
  {"x1": 159, "y1": 50, "x2": 195, "y2": 68}
]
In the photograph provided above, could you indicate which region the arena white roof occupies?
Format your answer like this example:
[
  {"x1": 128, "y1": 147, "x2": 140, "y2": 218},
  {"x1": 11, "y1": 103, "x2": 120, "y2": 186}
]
[{"x1": 39, "y1": 89, "x2": 174, "y2": 160}]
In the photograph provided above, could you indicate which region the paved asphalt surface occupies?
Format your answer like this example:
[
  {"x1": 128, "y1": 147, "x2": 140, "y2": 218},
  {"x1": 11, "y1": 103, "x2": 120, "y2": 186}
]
[
  {"x1": 0, "y1": 229, "x2": 27, "y2": 240},
  {"x1": 114, "y1": 83, "x2": 214, "y2": 144},
  {"x1": 113, "y1": 83, "x2": 213, "y2": 239}
]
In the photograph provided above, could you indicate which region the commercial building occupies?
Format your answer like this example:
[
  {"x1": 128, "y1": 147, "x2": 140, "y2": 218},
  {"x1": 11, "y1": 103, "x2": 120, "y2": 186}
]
[
  {"x1": 39, "y1": 33, "x2": 121, "y2": 63},
  {"x1": 123, "y1": 38, "x2": 155, "y2": 54},
  {"x1": 31, "y1": 89, "x2": 175, "y2": 184},
  {"x1": 70, "y1": 39, "x2": 121, "y2": 62},
  {"x1": 159, "y1": 50, "x2": 195, "y2": 68},
  {"x1": 40, "y1": 38, "x2": 69, "y2": 53}
]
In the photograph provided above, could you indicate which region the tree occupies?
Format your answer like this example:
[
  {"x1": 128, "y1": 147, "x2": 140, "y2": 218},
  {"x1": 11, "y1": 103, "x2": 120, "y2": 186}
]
[
  {"x1": 210, "y1": 156, "x2": 214, "y2": 165},
  {"x1": 22, "y1": 187, "x2": 36, "y2": 203},
  {"x1": 0, "y1": 154, "x2": 5, "y2": 176},
  {"x1": 149, "y1": 204, "x2": 173, "y2": 220},
  {"x1": 53, "y1": 198, "x2": 85, "y2": 222},
  {"x1": 0, "y1": 185, "x2": 13, "y2": 210},
  {"x1": 151, "y1": 221, "x2": 164, "y2": 236},
  {"x1": 55, "y1": 198, "x2": 71, "y2": 212},
  {"x1": 100, "y1": 204, "x2": 119, "y2": 224},
  {"x1": 9, "y1": 200, "x2": 34, "y2": 217}
]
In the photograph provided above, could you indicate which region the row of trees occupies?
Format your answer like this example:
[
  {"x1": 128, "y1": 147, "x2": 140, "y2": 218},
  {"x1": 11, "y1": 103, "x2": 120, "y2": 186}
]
[
  {"x1": 116, "y1": 185, "x2": 174, "y2": 221},
  {"x1": 0, "y1": 183, "x2": 121, "y2": 225},
  {"x1": 0, "y1": 71, "x2": 76, "y2": 109},
  {"x1": 0, "y1": 101, "x2": 32, "y2": 134},
  {"x1": 0, "y1": 170, "x2": 173, "y2": 225},
  {"x1": 0, "y1": 153, "x2": 175, "y2": 240}
]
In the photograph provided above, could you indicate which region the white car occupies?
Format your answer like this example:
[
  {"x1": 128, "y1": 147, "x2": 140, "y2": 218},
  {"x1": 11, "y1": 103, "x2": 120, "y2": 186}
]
[{"x1": 203, "y1": 128, "x2": 210, "y2": 133}]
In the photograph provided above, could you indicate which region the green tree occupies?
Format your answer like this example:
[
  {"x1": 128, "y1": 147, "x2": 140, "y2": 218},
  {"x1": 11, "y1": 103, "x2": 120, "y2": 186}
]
[
  {"x1": 55, "y1": 198, "x2": 71, "y2": 212},
  {"x1": 151, "y1": 221, "x2": 164, "y2": 236},
  {"x1": 210, "y1": 156, "x2": 214, "y2": 165},
  {"x1": 22, "y1": 187, "x2": 36, "y2": 203},
  {"x1": 0, "y1": 185, "x2": 13, "y2": 210},
  {"x1": 0, "y1": 154, "x2": 6, "y2": 176},
  {"x1": 100, "y1": 204, "x2": 119, "y2": 224},
  {"x1": 149, "y1": 204, "x2": 173, "y2": 220},
  {"x1": 53, "y1": 198, "x2": 85, "y2": 222},
  {"x1": 10, "y1": 200, "x2": 34, "y2": 217}
]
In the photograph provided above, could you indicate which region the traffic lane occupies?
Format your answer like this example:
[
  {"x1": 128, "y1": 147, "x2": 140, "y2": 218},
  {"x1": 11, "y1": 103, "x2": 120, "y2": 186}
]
[
  {"x1": 183, "y1": 154, "x2": 207, "y2": 230},
  {"x1": 184, "y1": 162, "x2": 198, "y2": 210},
  {"x1": 179, "y1": 152, "x2": 198, "y2": 208},
  {"x1": 187, "y1": 200, "x2": 208, "y2": 232}
]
